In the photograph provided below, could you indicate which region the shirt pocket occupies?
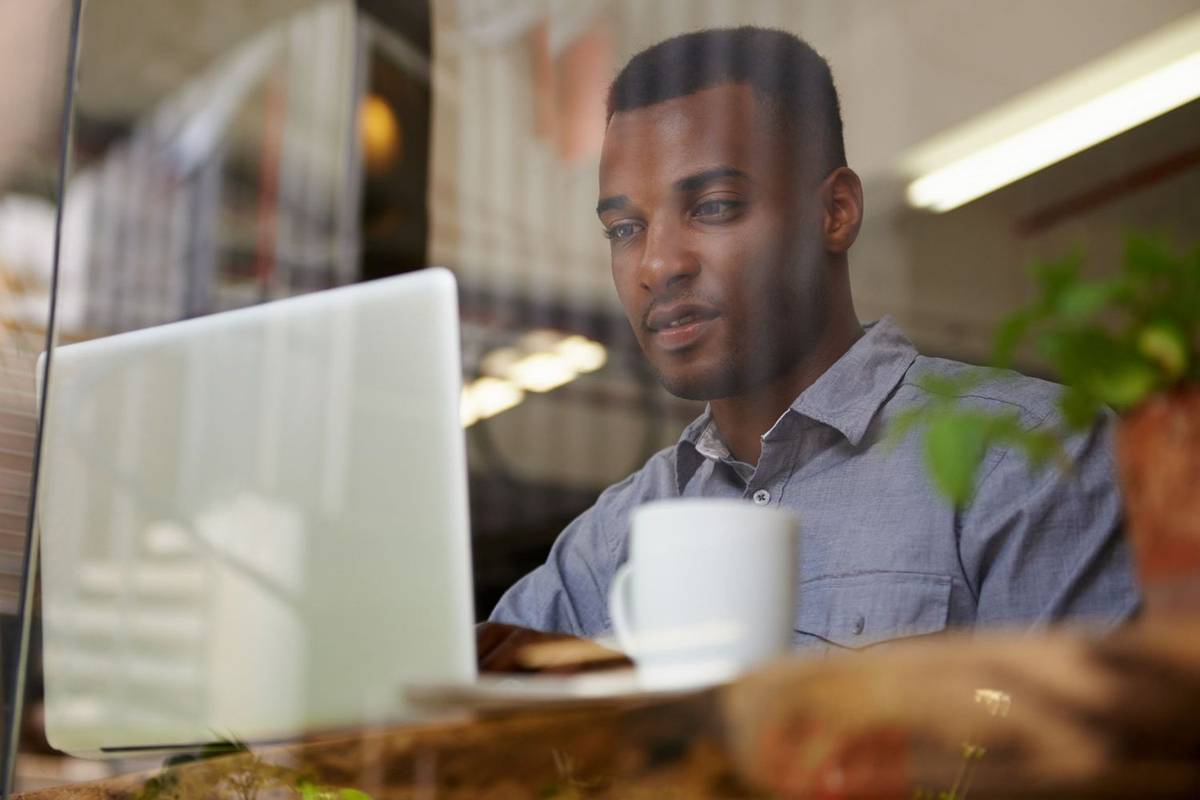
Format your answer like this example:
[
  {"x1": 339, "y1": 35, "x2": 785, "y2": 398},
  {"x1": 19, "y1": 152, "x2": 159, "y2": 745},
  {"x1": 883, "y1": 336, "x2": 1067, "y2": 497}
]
[{"x1": 793, "y1": 571, "x2": 952, "y2": 651}]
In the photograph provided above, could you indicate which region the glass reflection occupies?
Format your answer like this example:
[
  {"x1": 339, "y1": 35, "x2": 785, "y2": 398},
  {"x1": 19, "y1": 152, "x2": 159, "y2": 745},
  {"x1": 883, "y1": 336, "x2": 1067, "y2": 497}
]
[{"x1": 1, "y1": 0, "x2": 1195, "y2": 792}]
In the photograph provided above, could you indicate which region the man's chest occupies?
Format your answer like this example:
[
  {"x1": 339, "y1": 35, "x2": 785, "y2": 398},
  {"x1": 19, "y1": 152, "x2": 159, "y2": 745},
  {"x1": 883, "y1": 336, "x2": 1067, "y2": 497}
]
[{"x1": 678, "y1": 449, "x2": 976, "y2": 651}]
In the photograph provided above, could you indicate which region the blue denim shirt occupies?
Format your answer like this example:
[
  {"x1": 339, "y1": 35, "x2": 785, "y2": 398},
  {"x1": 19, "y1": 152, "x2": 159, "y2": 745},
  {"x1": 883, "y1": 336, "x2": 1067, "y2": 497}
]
[{"x1": 490, "y1": 317, "x2": 1141, "y2": 651}]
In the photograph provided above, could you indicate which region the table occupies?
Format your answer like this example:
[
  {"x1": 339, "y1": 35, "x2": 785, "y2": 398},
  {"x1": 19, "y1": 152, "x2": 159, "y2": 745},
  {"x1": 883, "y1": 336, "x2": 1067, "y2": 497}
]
[{"x1": 17, "y1": 621, "x2": 1200, "y2": 799}]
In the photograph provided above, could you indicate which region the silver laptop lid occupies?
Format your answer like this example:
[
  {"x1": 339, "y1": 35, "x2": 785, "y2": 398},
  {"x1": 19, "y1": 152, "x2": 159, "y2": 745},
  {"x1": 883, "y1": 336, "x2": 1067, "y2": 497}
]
[{"x1": 36, "y1": 267, "x2": 476, "y2": 756}]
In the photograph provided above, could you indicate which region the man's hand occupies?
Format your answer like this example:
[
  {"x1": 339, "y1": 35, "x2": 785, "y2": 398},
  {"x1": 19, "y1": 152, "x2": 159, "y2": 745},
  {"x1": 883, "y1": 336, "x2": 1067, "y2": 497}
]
[{"x1": 476, "y1": 621, "x2": 631, "y2": 674}]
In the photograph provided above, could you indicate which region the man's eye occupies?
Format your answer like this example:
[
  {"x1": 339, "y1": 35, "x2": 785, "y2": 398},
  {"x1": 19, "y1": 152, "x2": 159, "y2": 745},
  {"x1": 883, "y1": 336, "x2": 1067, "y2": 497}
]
[
  {"x1": 604, "y1": 222, "x2": 642, "y2": 241},
  {"x1": 692, "y1": 199, "x2": 740, "y2": 220}
]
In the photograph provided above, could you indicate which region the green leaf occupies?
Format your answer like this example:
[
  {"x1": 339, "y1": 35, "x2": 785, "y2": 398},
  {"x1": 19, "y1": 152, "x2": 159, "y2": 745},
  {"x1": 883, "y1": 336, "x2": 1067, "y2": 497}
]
[
  {"x1": 912, "y1": 370, "x2": 993, "y2": 400},
  {"x1": 339, "y1": 790, "x2": 376, "y2": 800},
  {"x1": 915, "y1": 373, "x2": 971, "y2": 398},
  {"x1": 1086, "y1": 357, "x2": 1159, "y2": 410},
  {"x1": 992, "y1": 309, "x2": 1036, "y2": 367},
  {"x1": 1057, "y1": 281, "x2": 1118, "y2": 320},
  {"x1": 1187, "y1": 245, "x2": 1200, "y2": 289},
  {"x1": 1033, "y1": 253, "x2": 1082, "y2": 301},
  {"x1": 1059, "y1": 386, "x2": 1102, "y2": 429},
  {"x1": 1137, "y1": 320, "x2": 1188, "y2": 380},
  {"x1": 1037, "y1": 328, "x2": 1129, "y2": 387},
  {"x1": 1011, "y1": 428, "x2": 1068, "y2": 471},
  {"x1": 923, "y1": 414, "x2": 989, "y2": 507},
  {"x1": 298, "y1": 782, "x2": 333, "y2": 800},
  {"x1": 975, "y1": 412, "x2": 1061, "y2": 470},
  {"x1": 1123, "y1": 233, "x2": 1176, "y2": 279},
  {"x1": 883, "y1": 407, "x2": 928, "y2": 450}
]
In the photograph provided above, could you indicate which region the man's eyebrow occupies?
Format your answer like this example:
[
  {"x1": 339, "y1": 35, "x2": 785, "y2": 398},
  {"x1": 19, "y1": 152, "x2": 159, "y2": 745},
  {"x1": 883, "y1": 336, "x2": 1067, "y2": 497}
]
[
  {"x1": 596, "y1": 195, "x2": 630, "y2": 216},
  {"x1": 596, "y1": 166, "x2": 749, "y2": 215},
  {"x1": 673, "y1": 166, "x2": 751, "y2": 194}
]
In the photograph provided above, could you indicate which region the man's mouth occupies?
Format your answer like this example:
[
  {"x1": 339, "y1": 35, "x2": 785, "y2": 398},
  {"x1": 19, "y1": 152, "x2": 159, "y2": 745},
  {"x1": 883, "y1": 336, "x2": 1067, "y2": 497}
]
[
  {"x1": 665, "y1": 313, "x2": 702, "y2": 328},
  {"x1": 645, "y1": 303, "x2": 720, "y2": 351}
]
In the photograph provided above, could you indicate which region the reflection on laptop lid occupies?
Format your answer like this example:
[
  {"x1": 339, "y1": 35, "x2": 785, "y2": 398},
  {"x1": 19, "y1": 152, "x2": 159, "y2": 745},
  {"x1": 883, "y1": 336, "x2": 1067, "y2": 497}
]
[{"x1": 35, "y1": 268, "x2": 476, "y2": 757}]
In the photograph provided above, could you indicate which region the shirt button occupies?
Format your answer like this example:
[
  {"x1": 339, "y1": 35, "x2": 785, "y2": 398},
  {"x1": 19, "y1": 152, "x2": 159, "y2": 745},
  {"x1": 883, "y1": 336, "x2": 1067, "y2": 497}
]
[
  {"x1": 752, "y1": 489, "x2": 771, "y2": 505},
  {"x1": 852, "y1": 614, "x2": 866, "y2": 635}
]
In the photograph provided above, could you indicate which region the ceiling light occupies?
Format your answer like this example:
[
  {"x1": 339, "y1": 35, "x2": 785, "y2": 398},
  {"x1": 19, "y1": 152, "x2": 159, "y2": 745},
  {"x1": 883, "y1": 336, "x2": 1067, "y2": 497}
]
[
  {"x1": 902, "y1": 11, "x2": 1200, "y2": 212},
  {"x1": 461, "y1": 377, "x2": 523, "y2": 427},
  {"x1": 554, "y1": 335, "x2": 607, "y2": 373},
  {"x1": 480, "y1": 346, "x2": 522, "y2": 378},
  {"x1": 464, "y1": 331, "x2": 609, "y2": 424},
  {"x1": 508, "y1": 352, "x2": 577, "y2": 392},
  {"x1": 518, "y1": 329, "x2": 567, "y2": 353},
  {"x1": 360, "y1": 94, "x2": 402, "y2": 172},
  {"x1": 460, "y1": 391, "x2": 479, "y2": 428}
]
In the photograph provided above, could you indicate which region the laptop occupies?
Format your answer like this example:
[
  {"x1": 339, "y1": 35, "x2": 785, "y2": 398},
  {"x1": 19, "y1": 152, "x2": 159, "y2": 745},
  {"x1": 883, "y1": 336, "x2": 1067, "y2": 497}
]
[{"x1": 36, "y1": 268, "x2": 480, "y2": 757}]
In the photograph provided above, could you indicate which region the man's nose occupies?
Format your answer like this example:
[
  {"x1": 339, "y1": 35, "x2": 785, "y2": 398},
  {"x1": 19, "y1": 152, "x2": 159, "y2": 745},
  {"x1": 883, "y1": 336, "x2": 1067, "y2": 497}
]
[{"x1": 637, "y1": 221, "x2": 699, "y2": 296}]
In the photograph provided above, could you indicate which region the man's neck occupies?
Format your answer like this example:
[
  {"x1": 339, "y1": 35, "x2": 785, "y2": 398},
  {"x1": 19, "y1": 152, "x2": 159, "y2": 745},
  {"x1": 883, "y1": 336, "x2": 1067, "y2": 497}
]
[{"x1": 709, "y1": 315, "x2": 863, "y2": 466}]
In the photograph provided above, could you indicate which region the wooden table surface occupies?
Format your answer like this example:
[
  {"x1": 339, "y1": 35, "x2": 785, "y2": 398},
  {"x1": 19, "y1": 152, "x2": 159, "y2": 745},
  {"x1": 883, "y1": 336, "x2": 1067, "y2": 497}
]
[{"x1": 18, "y1": 620, "x2": 1200, "y2": 799}]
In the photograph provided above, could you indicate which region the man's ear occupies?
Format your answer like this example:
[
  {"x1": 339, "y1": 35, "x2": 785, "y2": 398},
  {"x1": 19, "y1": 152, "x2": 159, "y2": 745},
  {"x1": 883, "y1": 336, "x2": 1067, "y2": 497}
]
[{"x1": 820, "y1": 167, "x2": 864, "y2": 255}]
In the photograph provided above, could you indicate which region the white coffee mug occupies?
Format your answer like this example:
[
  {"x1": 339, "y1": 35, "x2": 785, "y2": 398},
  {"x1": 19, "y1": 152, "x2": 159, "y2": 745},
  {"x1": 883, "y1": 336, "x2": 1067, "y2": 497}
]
[{"x1": 608, "y1": 498, "x2": 798, "y2": 688}]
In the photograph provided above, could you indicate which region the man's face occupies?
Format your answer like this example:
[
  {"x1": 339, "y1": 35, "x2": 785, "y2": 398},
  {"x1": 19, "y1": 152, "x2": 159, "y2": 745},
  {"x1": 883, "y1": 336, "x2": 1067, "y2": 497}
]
[{"x1": 598, "y1": 82, "x2": 830, "y2": 401}]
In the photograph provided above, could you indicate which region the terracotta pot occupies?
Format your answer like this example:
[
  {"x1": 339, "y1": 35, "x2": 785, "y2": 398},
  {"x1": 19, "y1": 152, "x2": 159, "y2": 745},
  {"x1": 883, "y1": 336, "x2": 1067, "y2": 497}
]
[{"x1": 1116, "y1": 386, "x2": 1200, "y2": 616}]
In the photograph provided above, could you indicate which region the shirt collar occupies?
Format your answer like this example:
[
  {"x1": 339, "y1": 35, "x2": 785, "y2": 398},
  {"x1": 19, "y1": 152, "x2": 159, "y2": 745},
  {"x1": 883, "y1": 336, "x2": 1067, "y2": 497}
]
[{"x1": 673, "y1": 316, "x2": 918, "y2": 493}]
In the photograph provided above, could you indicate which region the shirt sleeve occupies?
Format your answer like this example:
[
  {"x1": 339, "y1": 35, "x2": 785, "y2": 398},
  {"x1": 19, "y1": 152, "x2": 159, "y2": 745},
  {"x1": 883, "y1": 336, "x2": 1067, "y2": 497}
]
[
  {"x1": 488, "y1": 460, "x2": 661, "y2": 637},
  {"x1": 487, "y1": 505, "x2": 616, "y2": 637},
  {"x1": 961, "y1": 410, "x2": 1141, "y2": 628}
]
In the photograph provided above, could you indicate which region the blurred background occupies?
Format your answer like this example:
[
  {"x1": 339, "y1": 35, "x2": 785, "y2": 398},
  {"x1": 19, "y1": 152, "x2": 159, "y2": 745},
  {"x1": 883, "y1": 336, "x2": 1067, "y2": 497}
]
[{"x1": 0, "y1": 0, "x2": 1197, "y2": 789}]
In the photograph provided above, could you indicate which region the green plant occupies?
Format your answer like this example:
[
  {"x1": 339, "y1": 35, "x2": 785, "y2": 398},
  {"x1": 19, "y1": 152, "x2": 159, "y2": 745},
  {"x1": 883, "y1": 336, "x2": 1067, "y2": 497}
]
[
  {"x1": 886, "y1": 371, "x2": 1067, "y2": 507},
  {"x1": 133, "y1": 736, "x2": 376, "y2": 800},
  {"x1": 890, "y1": 233, "x2": 1200, "y2": 507}
]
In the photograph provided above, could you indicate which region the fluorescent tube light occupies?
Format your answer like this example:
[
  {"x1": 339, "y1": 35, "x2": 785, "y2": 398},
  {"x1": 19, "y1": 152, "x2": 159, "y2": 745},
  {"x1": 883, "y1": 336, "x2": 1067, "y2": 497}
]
[{"x1": 902, "y1": 11, "x2": 1200, "y2": 212}]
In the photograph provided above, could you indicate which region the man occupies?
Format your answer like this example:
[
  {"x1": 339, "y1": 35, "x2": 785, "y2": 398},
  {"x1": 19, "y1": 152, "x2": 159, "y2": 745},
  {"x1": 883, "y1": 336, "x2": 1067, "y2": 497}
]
[{"x1": 480, "y1": 27, "x2": 1138, "y2": 667}]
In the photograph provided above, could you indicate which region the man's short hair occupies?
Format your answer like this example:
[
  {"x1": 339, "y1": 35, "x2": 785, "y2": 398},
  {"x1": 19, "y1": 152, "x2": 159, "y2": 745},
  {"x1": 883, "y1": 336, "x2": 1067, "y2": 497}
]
[{"x1": 606, "y1": 26, "x2": 847, "y2": 178}]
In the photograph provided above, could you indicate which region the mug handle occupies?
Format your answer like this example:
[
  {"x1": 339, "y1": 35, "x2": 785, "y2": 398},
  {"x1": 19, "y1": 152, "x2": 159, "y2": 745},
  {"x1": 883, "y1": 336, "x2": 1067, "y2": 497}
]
[{"x1": 608, "y1": 562, "x2": 637, "y2": 656}]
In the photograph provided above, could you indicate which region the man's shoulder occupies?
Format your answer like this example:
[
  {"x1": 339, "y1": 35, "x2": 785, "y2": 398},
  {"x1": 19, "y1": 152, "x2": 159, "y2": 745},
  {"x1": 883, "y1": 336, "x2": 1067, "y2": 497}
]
[{"x1": 900, "y1": 354, "x2": 1066, "y2": 428}]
